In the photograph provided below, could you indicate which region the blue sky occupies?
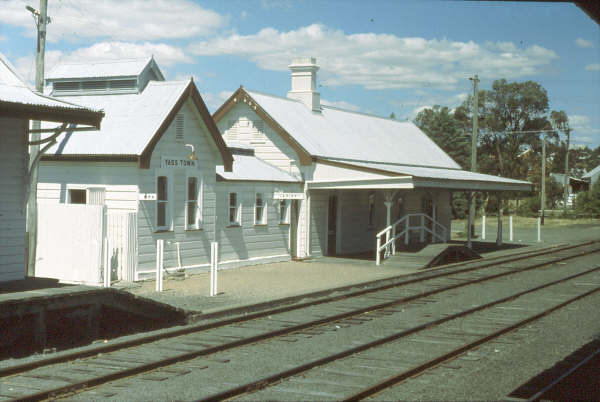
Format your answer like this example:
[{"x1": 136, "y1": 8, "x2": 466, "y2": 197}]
[{"x1": 1, "y1": 0, "x2": 599, "y2": 147}]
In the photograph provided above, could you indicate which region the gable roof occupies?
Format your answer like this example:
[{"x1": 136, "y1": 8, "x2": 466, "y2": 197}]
[
  {"x1": 46, "y1": 57, "x2": 164, "y2": 81},
  {"x1": 0, "y1": 52, "x2": 104, "y2": 127},
  {"x1": 213, "y1": 87, "x2": 460, "y2": 170},
  {"x1": 43, "y1": 79, "x2": 232, "y2": 171},
  {"x1": 582, "y1": 165, "x2": 600, "y2": 179},
  {"x1": 217, "y1": 153, "x2": 300, "y2": 183}
]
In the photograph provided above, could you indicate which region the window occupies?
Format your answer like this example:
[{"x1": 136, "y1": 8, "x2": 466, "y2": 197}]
[
  {"x1": 175, "y1": 114, "x2": 184, "y2": 141},
  {"x1": 69, "y1": 189, "x2": 86, "y2": 204},
  {"x1": 368, "y1": 192, "x2": 375, "y2": 227},
  {"x1": 157, "y1": 176, "x2": 169, "y2": 230},
  {"x1": 279, "y1": 200, "x2": 290, "y2": 224},
  {"x1": 255, "y1": 193, "x2": 266, "y2": 225},
  {"x1": 229, "y1": 192, "x2": 240, "y2": 226},
  {"x1": 186, "y1": 176, "x2": 202, "y2": 229}
]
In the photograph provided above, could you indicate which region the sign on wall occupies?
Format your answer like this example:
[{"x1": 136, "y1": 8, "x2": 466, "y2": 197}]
[
  {"x1": 139, "y1": 193, "x2": 157, "y2": 201},
  {"x1": 273, "y1": 192, "x2": 305, "y2": 200},
  {"x1": 161, "y1": 156, "x2": 197, "y2": 169}
]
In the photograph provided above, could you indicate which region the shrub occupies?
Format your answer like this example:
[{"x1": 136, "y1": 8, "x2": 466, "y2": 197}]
[{"x1": 574, "y1": 181, "x2": 600, "y2": 218}]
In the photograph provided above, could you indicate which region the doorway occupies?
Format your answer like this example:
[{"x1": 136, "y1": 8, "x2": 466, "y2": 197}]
[
  {"x1": 290, "y1": 200, "x2": 299, "y2": 258},
  {"x1": 327, "y1": 195, "x2": 338, "y2": 256}
]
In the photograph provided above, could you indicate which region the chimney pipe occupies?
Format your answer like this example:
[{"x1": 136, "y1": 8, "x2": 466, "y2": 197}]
[{"x1": 287, "y1": 57, "x2": 320, "y2": 112}]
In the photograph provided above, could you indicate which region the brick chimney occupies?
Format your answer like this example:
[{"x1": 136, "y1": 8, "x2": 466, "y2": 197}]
[{"x1": 287, "y1": 57, "x2": 320, "y2": 112}]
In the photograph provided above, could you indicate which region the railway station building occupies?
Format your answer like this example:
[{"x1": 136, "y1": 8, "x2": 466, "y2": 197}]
[{"x1": 35, "y1": 57, "x2": 531, "y2": 285}]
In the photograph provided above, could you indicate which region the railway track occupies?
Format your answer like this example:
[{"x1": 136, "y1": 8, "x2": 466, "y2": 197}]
[{"x1": 1, "y1": 241, "x2": 599, "y2": 401}]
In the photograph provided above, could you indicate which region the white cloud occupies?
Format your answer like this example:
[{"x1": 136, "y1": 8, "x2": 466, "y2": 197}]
[
  {"x1": 199, "y1": 90, "x2": 233, "y2": 111},
  {"x1": 0, "y1": 0, "x2": 226, "y2": 42},
  {"x1": 320, "y1": 99, "x2": 361, "y2": 112},
  {"x1": 390, "y1": 92, "x2": 468, "y2": 110},
  {"x1": 11, "y1": 42, "x2": 192, "y2": 84},
  {"x1": 568, "y1": 114, "x2": 600, "y2": 147},
  {"x1": 411, "y1": 105, "x2": 431, "y2": 118},
  {"x1": 188, "y1": 24, "x2": 558, "y2": 91},
  {"x1": 575, "y1": 38, "x2": 594, "y2": 48},
  {"x1": 585, "y1": 63, "x2": 600, "y2": 71}
]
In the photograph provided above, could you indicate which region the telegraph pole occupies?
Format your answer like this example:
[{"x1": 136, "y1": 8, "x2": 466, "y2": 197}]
[
  {"x1": 468, "y1": 74, "x2": 479, "y2": 237},
  {"x1": 540, "y1": 136, "x2": 546, "y2": 225},
  {"x1": 26, "y1": 0, "x2": 49, "y2": 276},
  {"x1": 563, "y1": 127, "x2": 571, "y2": 208}
]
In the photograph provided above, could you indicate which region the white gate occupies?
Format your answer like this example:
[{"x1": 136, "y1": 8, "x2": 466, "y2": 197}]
[
  {"x1": 37, "y1": 204, "x2": 137, "y2": 285},
  {"x1": 106, "y1": 212, "x2": 137, "y2": 282}
]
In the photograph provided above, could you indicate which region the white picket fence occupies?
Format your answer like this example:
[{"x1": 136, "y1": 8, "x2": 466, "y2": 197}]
[{"x1": 37, "y1": 204, "x2": 137, "y2": 285}]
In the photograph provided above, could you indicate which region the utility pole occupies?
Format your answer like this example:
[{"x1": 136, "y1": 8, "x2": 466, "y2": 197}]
[
  {"x1": 26, "y1": 0, "x2": 49, "y2": 276},
  {"x1": 468, "y1": 74, "x2": 479, "y2": 237},
  {"x1": 540, "y1": 136, "x2": 546, "y2": 225},
  {"x1": 563, "y1": 127, "x2": 571, "y2": 208}
]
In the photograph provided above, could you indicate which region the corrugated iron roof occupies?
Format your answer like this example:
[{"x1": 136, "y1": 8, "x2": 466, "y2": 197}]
[
  {"x1": 217, "y1": 154, "x2": 300, "y2": 183},
  {"x1": 319, "y1": 158, "x2": 532, "y2": 191},
  {"x1": 45, "y1": 80, "x2": 189, "y2": 155},
  {"x1": 0, "y1": 52, "x2": 101, "y2": 113},
  {"x1": 582, "y1": 165, "x2": 600, "y2": 179},
  {"x1": 47, "y1": 57, "x2": 160, "y2": 80},
  {"x1": 246, "y1": 90, "x2": 461, "y2": 170}
]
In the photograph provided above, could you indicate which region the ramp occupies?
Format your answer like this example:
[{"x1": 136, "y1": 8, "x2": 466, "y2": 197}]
[{"x1": 387, "y1": 244, "x2": 481, "y2": 269}]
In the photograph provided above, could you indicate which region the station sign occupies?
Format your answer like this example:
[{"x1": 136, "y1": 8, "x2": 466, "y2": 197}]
[
  {"x1": 273, "y1": 192, "x2": 305, "y2": 200},
  {"x1": 160, "y1": 156, "x2": 197, "y2": 169},
  {"x1": 139, "y1": 193, "x2": 157, "y2": 201}
]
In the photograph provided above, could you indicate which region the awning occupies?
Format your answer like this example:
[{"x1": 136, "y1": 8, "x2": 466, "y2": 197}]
[{"x1": 307, "y1": 176, "x2": 413, "y2": 190}]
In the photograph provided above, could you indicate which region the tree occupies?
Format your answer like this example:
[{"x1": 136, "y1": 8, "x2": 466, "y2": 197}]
[
  {"x1": 456, "y1": 79, "x2": 553, "y2": 181},
  {"x1": 389, "y1": 112, "x2": 396, "y2": 120},
  {"x1": 414, "y1": 105, "x2": 470, "y2": 168},
  {"x1": 414, "y1": 105, "x2": 474, "y2": 218}
]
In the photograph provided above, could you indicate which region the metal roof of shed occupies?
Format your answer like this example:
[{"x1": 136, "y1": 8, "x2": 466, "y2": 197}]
[
  {"x1": 217, "y1": 154, "x2": 300, "y2": 183},
  {"x1": 582, "y1": 165, "x2": 600, "y2": 179},
  {"x1": 46, "y1": 57, "x2": 164, "y2": 80},
  {"x1": 246, "y1": 90, "x2": 461, "y2": 170},
  {"x1": 0, "y1": 52, "x2": 103, "y2": 127}
]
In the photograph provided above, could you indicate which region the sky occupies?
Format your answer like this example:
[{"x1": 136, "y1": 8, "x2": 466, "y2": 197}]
[{"x1": 1, "y1": 0, "x2": 599, "y2": 148}]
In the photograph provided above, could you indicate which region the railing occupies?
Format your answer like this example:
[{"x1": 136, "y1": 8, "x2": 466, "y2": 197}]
[{"x1": 376, "y1": 213, "x2": 448, "y2": 266}]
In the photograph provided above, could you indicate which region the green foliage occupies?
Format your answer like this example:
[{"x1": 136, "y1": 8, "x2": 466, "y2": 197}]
[
  {"x1": 414, "y1": 105, "x2": 471, "y2": 169},
  {"x1": 516, "y1": 194, "x2": 541, "y2": 217},
  {"x1": 574, "y1": 181, "x2": 600, "y2": 218}
]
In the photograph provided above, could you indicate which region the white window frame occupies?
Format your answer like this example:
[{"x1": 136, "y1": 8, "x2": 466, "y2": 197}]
[
  {"x1": 254, "y1": 192, "x2": 267, "y2": 225},
  {"x1": 279, "y1": 199, "x2": 290, "y2": 224},
  {"x1": 185, "y1": 173, "x2": 203, "y2": 230},
  {"x1": 229, "y1": 192, "x2": 241, "y2": 226},
  {"x1": 155, "y1": 169, "x2": 174, "y2": 231}
]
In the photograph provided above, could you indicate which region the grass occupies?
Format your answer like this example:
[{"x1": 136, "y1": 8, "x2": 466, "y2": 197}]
[{"x1": 453, "y1": 216, "x2": 599, "y2": 229}]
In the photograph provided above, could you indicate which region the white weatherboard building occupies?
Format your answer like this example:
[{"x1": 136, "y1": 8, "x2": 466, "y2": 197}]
[
  {"x1": 36, "y1": 56, "x2": 531, "y2": 285},
  {"x1": 213, "y1": 57, "x2": 532, "y2": 259},
  {"x1": 0, "y1": 52, "x2": 103, "y2": 283}
]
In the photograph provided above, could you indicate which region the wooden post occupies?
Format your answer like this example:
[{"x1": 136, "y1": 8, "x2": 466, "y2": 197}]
[
  {"x1": 155, "y1": 239, "x2": 163, "y2": 292},
  {"x1": 496, "y1": 194, "x2": 503, "y2": 246},
  {"x1": 467, "y1": 192, "x2": 472, "y2": 249},
  {"x1": 210, "y1": 242, "x2": 218, "y2": 295},
  {"x1": 26, "y1": 0, "x2": 49, "y2": 276},
  {"x1": 482, "y1": 215, "x2": 486, "y2": 240},
  {"x1": 509, "y1": 216, "x2": 513, "y2": 242}
]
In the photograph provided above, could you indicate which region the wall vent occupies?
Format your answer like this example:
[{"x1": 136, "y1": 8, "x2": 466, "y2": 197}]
[{"x1": 175, "y1": 114, "x2": 184, "y2": 141}]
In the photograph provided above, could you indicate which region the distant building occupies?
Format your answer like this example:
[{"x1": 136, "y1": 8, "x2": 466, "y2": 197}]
[
  {"x1": 550, "y1": 173, "x2": 589, "y2": 206},
  {"x1": 582, "y1": 165, "x2": 600, "y2": 188}
]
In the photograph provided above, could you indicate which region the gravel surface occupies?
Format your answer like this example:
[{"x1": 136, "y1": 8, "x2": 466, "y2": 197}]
[{"x1": 60, "y1": 250, "x2": 600, "y2": 401}]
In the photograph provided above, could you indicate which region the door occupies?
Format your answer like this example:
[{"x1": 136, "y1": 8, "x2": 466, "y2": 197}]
[
  {"x1": 290, "y1": 200, "x2": 299, "y2": 258},
  {"x1": 327, "y1": 195, "x2": 337, "y2": 256},
  {"x1": 421, "y1": 196, "x2": 433, "y2": 242}
]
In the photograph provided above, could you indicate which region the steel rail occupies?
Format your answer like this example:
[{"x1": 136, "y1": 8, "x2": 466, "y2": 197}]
[
  {"x1": 525, "y1": 348, "x2": 600, "y2": 402},
  {"x1": 198, "y1": 265, "x2": 600, "y2": 402},
  {"x1": 5, "y1": 245, "x2": 600, "y2": 402},
  {"x1": 1, "y1": 241, "x2": 591, "y2": 380}
]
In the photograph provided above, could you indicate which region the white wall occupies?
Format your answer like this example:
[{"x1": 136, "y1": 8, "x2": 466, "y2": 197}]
[
  {"x1": 0, "y1": 117, "x2": 27, "y2": 282},
  {"x1": 137, "y1": 99, "x2": 218, "y2": 275},
  {"x1": 217, "y1": 103, "x2": 302, "y2": 178},
  {"x1": 38, "y1": 161, "x2": 139, "y2": 211},
  {"x1": 215, "y1": 181, "x2": 298, "y2": 267}
]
